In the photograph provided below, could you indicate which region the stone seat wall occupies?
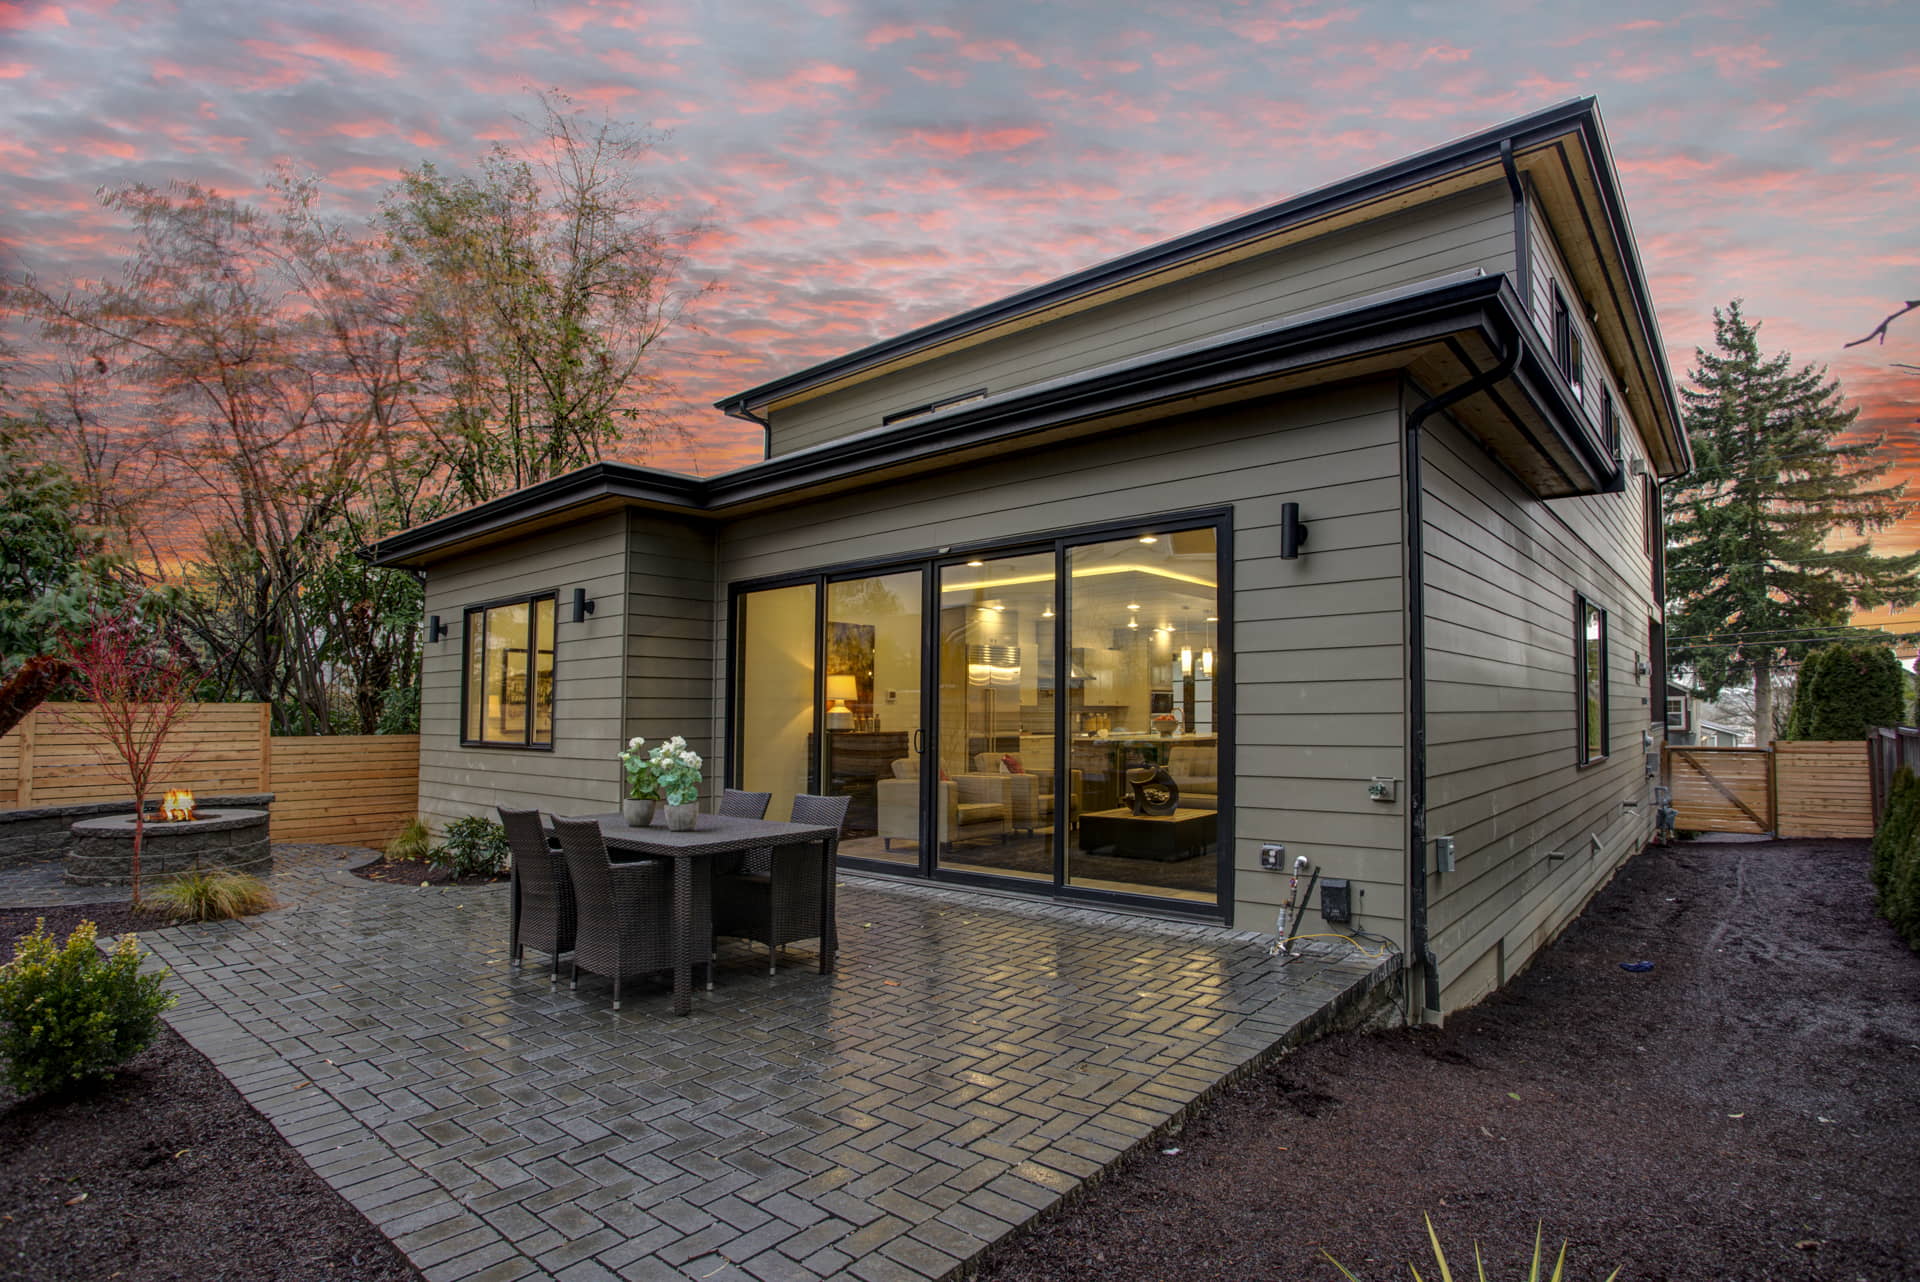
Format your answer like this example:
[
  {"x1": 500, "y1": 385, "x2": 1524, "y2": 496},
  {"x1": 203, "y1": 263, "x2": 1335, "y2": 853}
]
[{"x1": 0, "y1": 794, "x2": 275, "y2": 871}]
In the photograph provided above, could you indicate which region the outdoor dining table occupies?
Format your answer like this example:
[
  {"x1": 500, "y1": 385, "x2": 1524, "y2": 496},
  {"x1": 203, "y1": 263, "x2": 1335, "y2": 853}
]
[{"x1": 566, "y1": 811, "x2": 841, "y2": 1016}]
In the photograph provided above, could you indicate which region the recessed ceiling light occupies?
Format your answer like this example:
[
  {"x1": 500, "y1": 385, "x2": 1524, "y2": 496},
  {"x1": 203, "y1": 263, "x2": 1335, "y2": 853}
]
[
  {"x1": 966, "y1": 559, "x2": 984, "y2": 567},
  {"x1": 1138, "y1": 535, "x2": 1158, "y2": 544}
]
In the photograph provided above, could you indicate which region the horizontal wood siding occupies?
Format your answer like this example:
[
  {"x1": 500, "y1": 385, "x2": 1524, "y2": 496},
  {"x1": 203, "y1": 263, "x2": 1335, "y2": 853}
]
[
  {"x1": 1419, "y1": 399, "x2": 1661, "y2": 1014},
  {"x1": 624, "y1": 512, "x2": 719, "y2": 796},
  {"x1": 0, "y1": 704, "x2": 267, "y2": 808},
  {"x1": 419, "y1": 512, "x2": 631, "y2": 829},
  {"x1": 1774, "y1": 741, "x2": 1874, "y2": 838},
  {"x1": 720, "y1": 380, "x2": 1408, "y2": 939},
  {"x1": 769, "y1": 183, "x2": 1516, "y2": 456},
  {"x1": 271, "y1": 735, "x2": 420, "y2": 848}
]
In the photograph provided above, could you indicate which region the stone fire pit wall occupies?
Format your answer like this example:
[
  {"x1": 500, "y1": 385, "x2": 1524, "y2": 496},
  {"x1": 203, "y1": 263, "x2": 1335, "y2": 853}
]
[
  {"x1": 0, "y1": 794, "x2": 274, "y2": 872},
  {"x1": 66, "y1": 809, "x2": 273, "y2": 886}
]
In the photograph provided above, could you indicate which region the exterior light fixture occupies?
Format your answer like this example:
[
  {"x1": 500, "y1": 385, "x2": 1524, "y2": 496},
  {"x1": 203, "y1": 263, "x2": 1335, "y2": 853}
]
[
  {"x1": 1280, "y1": 502, "x2": 1310, "y2": 559},
  {"x1": 571, "y1": 587, "x2": 596, "y2": 623},
  {"x1": 428, "y1": 615, "x2": 449, "y2": 642}
]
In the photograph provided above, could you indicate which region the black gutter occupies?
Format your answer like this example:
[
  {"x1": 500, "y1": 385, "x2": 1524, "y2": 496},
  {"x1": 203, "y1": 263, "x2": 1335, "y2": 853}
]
[
  {"x1": 717, "y1": 98, "x2": 1603, "y2": 416},
  {"x1": 1403, "y1": 328, "x2": 1523, "y2": 1020}
]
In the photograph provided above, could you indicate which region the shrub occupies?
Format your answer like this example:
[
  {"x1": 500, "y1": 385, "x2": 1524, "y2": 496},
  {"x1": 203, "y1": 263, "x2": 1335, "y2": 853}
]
[
  {"x1": 386, "y1": 816, "x2": 433, "y2": 862},
  {"x1": 1782, "y1": 643, "x2": 1908, "y2": 741},
  {"x1": 1323, "y1": 1216, "x2": 1619, "y2": 1282},
  {"x1": 1872, "y1": 767, "x2": 1918, "y2": 902},
  {"x1": 151, "y1": 869, "x2": 277, "y2": 922},
  {"x1": 0, "y1": 920, "x2": 176, "y2": 1097},
  {"x1": 430, "y1": 816, "x2": 509, "y2": 878}
]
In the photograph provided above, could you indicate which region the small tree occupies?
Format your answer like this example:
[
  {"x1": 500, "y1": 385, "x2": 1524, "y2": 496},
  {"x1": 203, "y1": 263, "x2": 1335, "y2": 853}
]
[
  {"x1": 1783, "y1": 644, "x2": 1910, "y2": 741},
  {"x1": 55, "y1": 606, "x2": 200, "y2": 907}
]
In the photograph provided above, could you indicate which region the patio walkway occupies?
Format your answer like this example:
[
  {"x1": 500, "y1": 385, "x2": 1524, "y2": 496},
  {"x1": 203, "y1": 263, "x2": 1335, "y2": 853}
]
[{"x1": 14, "y1": 846, "x2": 1396, "y2": 1282}]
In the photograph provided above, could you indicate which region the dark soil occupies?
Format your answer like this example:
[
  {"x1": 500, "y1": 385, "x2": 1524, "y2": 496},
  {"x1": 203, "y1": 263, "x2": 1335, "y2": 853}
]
[
  {"x1": 351, "y1": 856, "x2": 506, "y2": 887},
  {"x1": 981, "y1": 838, "x2": 1920, "y2": 1282},
  {"x1": 0, "y1": 907, "x2": 423, "y2": 1282}
]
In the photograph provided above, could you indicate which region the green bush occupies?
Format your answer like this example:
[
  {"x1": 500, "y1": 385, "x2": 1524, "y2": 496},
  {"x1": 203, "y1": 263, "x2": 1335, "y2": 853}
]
[
  {"x1": 0, "y1": 920, "x2": 176, "y2": 1097},
  {"x1": 1783, "y1": 643, "x2": 1908, "y2": 741},
  {"x1": 1324, "y1": 1215, "x2": 1619, "y2": 1282},
  {"x1": 385, "y1": 816, "x2": 433, "y2": 862},
  {"x1": 430, "y1": 816, "x2": 509, "y2": 878},
  {"x1": 1874, "y1": 766, "x2": 1920, "y2": 950},
  {"x1": 151, "y1": 869, "x2": 276, "y2": 922}
]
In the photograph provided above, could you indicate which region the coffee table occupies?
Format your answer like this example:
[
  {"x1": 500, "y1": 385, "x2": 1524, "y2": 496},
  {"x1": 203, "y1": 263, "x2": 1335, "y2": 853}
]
[{"x1": 1077, "y1": 807, "x2": 1217, "y2": 861}]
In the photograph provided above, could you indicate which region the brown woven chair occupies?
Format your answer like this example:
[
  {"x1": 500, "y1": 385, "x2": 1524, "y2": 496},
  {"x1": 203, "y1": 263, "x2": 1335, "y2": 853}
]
[
  {"x1": 552, "y1": 815, "x2": 710, "y2": 1010},
  {"x1": 499, "y1": 807, "x2": 575, "y2": 983},
  {"x1": 714, "y1": 792, "x2": 848, "y2": 975}
]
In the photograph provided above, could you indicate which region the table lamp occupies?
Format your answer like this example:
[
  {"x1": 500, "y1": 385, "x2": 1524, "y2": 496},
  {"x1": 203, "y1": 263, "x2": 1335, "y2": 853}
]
[{"x1": 825, "y1": 674, "x2": 858, "y2": 730}]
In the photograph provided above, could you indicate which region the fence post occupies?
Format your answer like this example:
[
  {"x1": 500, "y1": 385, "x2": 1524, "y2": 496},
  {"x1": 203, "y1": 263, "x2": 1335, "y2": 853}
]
[
  {"x1": 1767, "y1": 744, "x2": 1779, "y2": 834},
  {"x1": 16, "y1": 709, "x2": 34, "y2": 807},
  {"x1": 258, "y1": 703, "x2": 272, "y2": 794}
]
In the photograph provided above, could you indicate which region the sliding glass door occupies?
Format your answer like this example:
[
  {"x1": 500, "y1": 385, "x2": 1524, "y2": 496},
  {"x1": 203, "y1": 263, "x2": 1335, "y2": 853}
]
[{"x1": 732, "y1": 513, "x2": 1226, "y2": 914}]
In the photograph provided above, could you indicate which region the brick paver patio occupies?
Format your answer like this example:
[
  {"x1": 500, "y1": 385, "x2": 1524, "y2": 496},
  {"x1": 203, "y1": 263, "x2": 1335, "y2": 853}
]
[{"x1": 6, "y1": 846, "x2": 1394, "y2": 1281}]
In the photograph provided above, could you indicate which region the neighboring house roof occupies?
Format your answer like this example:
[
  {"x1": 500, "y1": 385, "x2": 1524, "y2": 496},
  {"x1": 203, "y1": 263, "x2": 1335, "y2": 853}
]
[
  {"x1": 715, "y1": 97, "x2": 1687, "y2": 478},
  {"x1": 369, "y1": 271, "x2": 1595, "y2": 568}
]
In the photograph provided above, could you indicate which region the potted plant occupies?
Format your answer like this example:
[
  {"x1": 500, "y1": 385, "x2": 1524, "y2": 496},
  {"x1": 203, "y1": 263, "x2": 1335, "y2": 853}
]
[
  {"x1": 650, "y1": 736, "x2": 704, "y2": 830},
  {"x1": 617, "y1": 736, "x2": 658, "y2": 826}
]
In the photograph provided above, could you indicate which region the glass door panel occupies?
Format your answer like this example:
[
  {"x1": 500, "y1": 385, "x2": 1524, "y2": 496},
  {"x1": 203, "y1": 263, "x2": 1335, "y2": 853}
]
[
  {"x1": 736, "y1": 583, "x2": 817, "y2": 820},
  {"x1": 935, "y1": 553, "x2": 1057, "y2": 882},
  {"x1": 824, "y1": 571, "x2": 922, "y2": 867},
  {"x1": 1066, "y1": 528, "x2": 1219, "y2": 904}
]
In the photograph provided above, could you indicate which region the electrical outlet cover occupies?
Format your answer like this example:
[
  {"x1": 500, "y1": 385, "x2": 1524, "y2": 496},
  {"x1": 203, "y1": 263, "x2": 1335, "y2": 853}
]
[{"x1": 1320, "y1": 879, "x2": 1352, "y2": 923}]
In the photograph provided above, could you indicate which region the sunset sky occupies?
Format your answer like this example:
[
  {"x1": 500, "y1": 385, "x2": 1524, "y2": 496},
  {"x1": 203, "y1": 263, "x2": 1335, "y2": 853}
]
[{"x1": 3, "y1": 0, "x2": 1917, "y2": 561}]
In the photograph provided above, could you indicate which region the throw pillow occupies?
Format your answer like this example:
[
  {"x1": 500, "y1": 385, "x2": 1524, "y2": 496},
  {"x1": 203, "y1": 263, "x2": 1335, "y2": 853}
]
[{"x1": 1001, "y1": 754, "x2": 1025, "y2": 774}]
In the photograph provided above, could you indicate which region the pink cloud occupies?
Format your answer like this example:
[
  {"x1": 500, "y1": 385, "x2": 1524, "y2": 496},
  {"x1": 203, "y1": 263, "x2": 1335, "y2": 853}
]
[{"x1": 892, "y1": 125, "x2": 1048, "y2": 158}]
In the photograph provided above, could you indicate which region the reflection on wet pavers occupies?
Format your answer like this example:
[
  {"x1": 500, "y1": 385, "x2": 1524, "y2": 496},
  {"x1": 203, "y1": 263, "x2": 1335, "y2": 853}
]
[{"x1": 120, "y1": 847, "x2": 1391, "y2": 1282}]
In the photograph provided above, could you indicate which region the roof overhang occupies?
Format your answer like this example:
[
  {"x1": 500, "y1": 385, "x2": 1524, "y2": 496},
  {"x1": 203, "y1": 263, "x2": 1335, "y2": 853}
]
[
  {"x1": 370, "y1": 271, "x2": 1611, "y2": 569},
  {"x1": 715, "y1": 97, "x2": 1687, "y2": 481}
]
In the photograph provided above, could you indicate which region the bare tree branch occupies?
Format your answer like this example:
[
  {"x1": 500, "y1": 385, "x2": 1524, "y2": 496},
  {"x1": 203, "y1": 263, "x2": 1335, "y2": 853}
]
[{"x1": 1847, "y1": 300, "x2": 1920, "y2": 348}]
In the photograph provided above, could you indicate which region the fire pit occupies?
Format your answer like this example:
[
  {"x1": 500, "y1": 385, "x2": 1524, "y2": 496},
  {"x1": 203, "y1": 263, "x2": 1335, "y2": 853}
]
[{"x1": 66, "y1": 803, "x2": 272, "y2": 887}]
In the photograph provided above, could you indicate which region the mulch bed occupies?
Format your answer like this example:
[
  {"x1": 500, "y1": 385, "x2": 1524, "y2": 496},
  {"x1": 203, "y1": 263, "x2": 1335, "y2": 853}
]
[
  {"x1": 0, "y1": 907, "x2": 423, "y2": 1282},
  {"x1": 981, "y1": 837, "x2": 1920, "y2": 1282},
  {"x1": 351, "y1": 857, "x2": 506, "y2": 887}
]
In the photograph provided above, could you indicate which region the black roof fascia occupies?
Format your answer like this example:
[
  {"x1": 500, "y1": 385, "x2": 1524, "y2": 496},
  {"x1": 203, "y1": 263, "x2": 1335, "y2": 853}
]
[
  {"x1": 367, "y1": 462, "x2": 706, "y2": 568},
  {"x1": 715, "y1": 98, "x2": 1602, "y2": 417},
  {"x1": 373, "y1": 271, "x2": 1604, "y2": 567}
]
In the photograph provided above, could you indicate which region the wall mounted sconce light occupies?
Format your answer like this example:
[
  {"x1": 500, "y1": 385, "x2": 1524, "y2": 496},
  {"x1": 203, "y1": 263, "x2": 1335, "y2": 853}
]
[
  {"x1": 571, "y1": 587, "x2": 596, "y2": 624},
  {"x1": 1280, "y1": 502, "x2": 1310, "y2": 559},
  {"x1": 428, "y1": 616, "x2": 450, "y2": 643}
]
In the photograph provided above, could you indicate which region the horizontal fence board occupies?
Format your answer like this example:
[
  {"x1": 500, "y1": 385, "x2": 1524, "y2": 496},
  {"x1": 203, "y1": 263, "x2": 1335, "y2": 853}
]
[
  {"x1": 1667, "y1": 747, "x2": 1771, "y2": 834},
  {"x1": 1665, "y1": 740, "x2": 1875, "y2": 839},
  {"x1": 1, "y1": 710, "x2": 418, "y2": 850}
]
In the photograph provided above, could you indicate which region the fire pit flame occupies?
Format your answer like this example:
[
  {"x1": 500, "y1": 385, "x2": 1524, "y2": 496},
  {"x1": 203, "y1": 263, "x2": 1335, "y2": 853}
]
[{"x1": 159, "y1": 788, "x2": 198, "y2": 822}]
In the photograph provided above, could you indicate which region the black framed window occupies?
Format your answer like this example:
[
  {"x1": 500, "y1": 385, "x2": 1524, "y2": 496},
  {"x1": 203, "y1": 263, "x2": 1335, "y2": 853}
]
[
  {"x1": 1576, "y1": 593, "x2": 1607, "y2": 764},
  {"x1": 462, "y1": 594, "x2": 557, "y2": 747},
  {"x1": 1552, "y1": 285, "x2": 1584, "y2": 402},
  {"x1": 1603, "y1": 387, "x2": 1620, "y2": 462},
  {"x1": 1650, "y1": 619, "x2": 1667, "y2": 725}
]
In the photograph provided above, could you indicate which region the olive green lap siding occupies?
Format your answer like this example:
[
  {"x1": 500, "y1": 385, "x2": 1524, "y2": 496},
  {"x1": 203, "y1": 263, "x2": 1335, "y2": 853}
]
[
  {"x1": 418, "y1": 511, "x2": 631, "y2": 830},
  {"x1": 624, "y1": 512, "x2": 720, "y2": 785},
  {"x1": 767, "y1": 183, "x2": 1516, "y2": 457},
  {"x1": 1418, "y1": 408, "x2": 1660, "y2": 1014},
  {"x1": 717, "y1": 379, "x2": 1410, "y2": 943}
]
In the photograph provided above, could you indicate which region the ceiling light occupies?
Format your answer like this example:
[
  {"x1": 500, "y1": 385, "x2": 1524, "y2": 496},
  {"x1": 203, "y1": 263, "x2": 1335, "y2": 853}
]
[
  {"x1": 1126, "y1": 601, "x2": 1140, "y2": 611},
  {"x1": 1127, "y1": 615, "x2": 1139, "y2": 630},
  {"x1": 1138, "y1": 535, "x2": 1158, "y2": 544},
  {"x1": 966, "y1": 559, "x2": 984, "y2": 568},
  {"x1": 1206, "y1": 616, "x2": 1218, "y2": 623},
  {"x1": 1041, "y1": 605, "x2": 1054, "y2": 618}
]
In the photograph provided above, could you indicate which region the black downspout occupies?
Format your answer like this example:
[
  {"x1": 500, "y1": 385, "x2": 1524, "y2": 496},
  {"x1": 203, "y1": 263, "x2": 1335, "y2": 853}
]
[{"x1": 1404, "y1": 326, "x2": 1522, "y2": 1019}]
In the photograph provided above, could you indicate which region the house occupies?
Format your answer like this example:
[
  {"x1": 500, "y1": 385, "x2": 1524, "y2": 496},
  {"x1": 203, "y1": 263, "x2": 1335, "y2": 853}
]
[
  {"x1": 1665, "y1": 680, "x2": 1744, "y2": 747},
  {"x1": 370, "y1": 98, "x2": 1689, "y2": 1020}
]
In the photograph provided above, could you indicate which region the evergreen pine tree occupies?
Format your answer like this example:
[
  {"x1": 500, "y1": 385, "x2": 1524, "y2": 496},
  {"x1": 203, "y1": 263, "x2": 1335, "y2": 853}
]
[
  {"x1": 1664, "y1": 302, "x2": 1920, "y2": 744},
  {"x1": 1781, "y1": 642, "x2": 1908, "y2": 740}
]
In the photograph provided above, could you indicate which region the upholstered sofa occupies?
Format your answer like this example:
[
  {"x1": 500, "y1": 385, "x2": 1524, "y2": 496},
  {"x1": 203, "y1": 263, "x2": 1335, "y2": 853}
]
[
  {"x1": 971, "y1": 750, "x2": 1082, "y2": 835},
  {"x1": 876, "y1": 758, "x2": 1012, "y2": 850},
  {"x1": 1166, "y1": 744, "x2": 1219, "y2": 811}
]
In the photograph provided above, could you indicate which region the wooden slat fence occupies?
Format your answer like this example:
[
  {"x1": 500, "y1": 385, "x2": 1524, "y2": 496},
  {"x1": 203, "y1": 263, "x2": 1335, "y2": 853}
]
[
  {"x1": 270, "y1": 735, "x2": 419, "y2": 849},
  {"x1": 0, "y1": 704, "x2": 419, "y2": 849},
  {"x1": 1665, "y1": 739, "x2": 1876, "y2": 838},
  {"x1": 1868, "y1": 727, "x2": 1920, "y2": 822}
]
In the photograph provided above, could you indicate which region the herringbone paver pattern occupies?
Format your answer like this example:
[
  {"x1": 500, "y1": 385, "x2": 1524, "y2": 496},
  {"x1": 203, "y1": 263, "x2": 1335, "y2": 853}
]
[{"x1": 36, "y1": 848, "x2": 1392, "y2": 1281}]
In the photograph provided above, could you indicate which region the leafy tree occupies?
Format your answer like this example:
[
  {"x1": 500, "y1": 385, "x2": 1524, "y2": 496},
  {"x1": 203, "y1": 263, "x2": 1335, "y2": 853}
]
[
  {"x1": 381, "y1": 92, "x2": 708, "y2": 505},
  {"x1": 1664, "y1": 302, "x2": 1920, "y2": 745},
  {"x1": 1781, "y1": 643, "x2": 1909, "y2": 740}
]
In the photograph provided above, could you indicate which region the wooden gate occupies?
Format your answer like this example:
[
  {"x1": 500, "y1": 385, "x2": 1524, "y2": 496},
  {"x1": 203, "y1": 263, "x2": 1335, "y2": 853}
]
[{"x1": 1667, "y1": 747, "x2": 1773, "y2": 834}]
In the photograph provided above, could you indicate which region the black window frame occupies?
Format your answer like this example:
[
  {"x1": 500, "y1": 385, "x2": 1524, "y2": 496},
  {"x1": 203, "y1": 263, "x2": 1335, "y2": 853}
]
[
  {"x1": 1575, "y1": 592, "x2": 1608, "y2": 766},
  {"x1": 459, "y1": 591, "x2": 558, "y2": 750},
  {"x1": 1552, "y1": 284, "x2": 1584, "y2": 402}
]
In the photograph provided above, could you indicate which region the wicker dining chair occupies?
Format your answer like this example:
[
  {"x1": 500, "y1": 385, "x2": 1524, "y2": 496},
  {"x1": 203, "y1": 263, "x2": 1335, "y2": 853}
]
[
  {"x1": 499, "y1": 806, "x2": 576, "y2": 984},
  {"x1": 551, "y1": 816, "x2": 709, "y2": 1011},
  {"x1": 719, "y1": 789, "x2": 772, "y2": 820},
  {"x1": 713, "y1": 792, "x2": 849, "y2": 975}
]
